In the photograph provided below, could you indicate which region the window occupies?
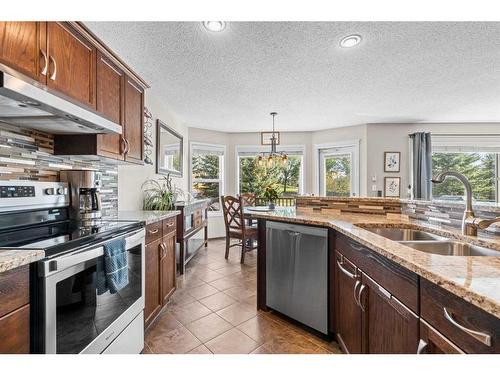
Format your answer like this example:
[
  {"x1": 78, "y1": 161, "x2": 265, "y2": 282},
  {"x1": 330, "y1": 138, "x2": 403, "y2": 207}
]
[
  {"x1": 190, "y1": 142, "x2": 225, "y2": 213},
  {"x1": 317, "y1": 142, "x2": 360, "y2": 197},
  {"x1": 236, "y1": 146, "x2": 304, "y2": 196},
  {"x1": 431, "y1": 135, "x2": 500, "y2": 203}
]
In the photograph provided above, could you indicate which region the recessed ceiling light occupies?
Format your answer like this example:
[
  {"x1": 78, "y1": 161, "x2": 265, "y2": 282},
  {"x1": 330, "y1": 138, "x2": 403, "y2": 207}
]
[
  {"x1": 339, "y1": 34, "x2": 362, "y2": 48},
  {"x1": 202, "y1": 21, "x2": 226, "y2": 32}
]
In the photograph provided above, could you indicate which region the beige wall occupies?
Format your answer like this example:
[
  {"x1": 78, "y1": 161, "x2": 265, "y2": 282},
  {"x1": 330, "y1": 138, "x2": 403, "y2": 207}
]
[
  {"x1": 118, "y1": 95, "x2": 188, "y2": 210},
  {"x1": 120, "y1": 114, "x2": 500, "y2": 239},
  {"x1": 365, "y1": 123, "x2": 500, "y2": 197}
]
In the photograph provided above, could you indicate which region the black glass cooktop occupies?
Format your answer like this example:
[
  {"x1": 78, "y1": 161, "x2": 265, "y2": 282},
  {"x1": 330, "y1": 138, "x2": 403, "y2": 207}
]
[{"x1": 0, "y1": 219, "x2": 143, "y2": 258}]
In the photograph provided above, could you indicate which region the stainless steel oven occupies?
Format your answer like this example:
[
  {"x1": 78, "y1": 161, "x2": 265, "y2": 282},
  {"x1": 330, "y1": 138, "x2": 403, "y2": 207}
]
[{"x1": 39, "y1": 228, "x2": 145, "y2": 354}]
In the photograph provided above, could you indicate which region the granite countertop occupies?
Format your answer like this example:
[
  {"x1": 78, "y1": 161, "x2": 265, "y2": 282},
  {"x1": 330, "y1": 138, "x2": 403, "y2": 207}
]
[
  {"x1": 248, "y1": 207, "x2": 500, "y2": 319},
  {"x1": 0, "y1": 249, "x2": 45, "y2": 274},
  {"x1": 112, "y1": 210, "x2": 181, "y2": 225}
]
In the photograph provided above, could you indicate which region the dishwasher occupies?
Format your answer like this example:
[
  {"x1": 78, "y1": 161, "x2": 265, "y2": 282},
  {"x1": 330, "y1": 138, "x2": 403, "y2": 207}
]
[{"x1": 266, "y1": 221, "x2": 328, "y2": 334}]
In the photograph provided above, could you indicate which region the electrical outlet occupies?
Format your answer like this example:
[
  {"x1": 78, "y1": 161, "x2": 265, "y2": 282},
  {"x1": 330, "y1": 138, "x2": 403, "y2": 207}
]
[{"x1": 371, "y1": 184, "x2": 377, "y2": 192}]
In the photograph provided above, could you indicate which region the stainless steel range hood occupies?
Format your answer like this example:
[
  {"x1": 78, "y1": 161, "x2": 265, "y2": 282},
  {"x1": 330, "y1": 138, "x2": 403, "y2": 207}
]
[{"x1": 0, "y1": 71, "x2": 122, "y2": 135}]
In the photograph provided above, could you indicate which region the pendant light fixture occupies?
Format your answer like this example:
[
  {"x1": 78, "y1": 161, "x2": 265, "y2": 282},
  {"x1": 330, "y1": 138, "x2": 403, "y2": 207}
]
[{"x1": 257, "y1": 112, "x2": 288, "y2": 168}]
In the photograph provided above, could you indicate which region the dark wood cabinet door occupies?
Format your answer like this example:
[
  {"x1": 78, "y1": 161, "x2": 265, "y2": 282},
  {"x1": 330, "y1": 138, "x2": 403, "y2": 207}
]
[
  {"x1": 160, "y1": 232, "x2": 176, "y2": 304},
  {"x1": 96, "y1": 51, "x2": 124, "y2": 159},
  {"x1": 360, "y1": 273, "x2": 419, "y2": 354},
  {"x1": 418, "y1": 319, "x2": 464, "y2": 354},
  {"x1": 0, "y1": 305, "x2": 30, "y2": 354},
  {"x1": 124, "y1": 76, "x2": 144, "y2": 164},
  {"x1": 0, "y1": 22, "x2": 45, "y2": 82},
  {"x1": 334, "y1": 251, "x2": 363, "y2": 353},
  {"x1": 46, "y1": 22, "x2": 96, "y2": 108},
  {"x1": 144, "y1": 238, "x2": 162, "y2": 328}
]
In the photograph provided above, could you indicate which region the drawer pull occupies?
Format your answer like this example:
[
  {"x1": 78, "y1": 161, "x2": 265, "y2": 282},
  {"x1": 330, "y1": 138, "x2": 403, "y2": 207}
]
[
  {"x1": 443, "y1": 307, "x2": 492, "y2": 347},
  {"x1": 148, "y1": 228, "x2": 159, "y2": 235},
  {"x1": 337, "y1": 258, "x2": 356, "y2": 279},
  {"x1": 166, "y1": 222, "x2": 175, "y2": 227},
  {"x1": 416, "y1": 339, "x2": 428, "y2": 354}
]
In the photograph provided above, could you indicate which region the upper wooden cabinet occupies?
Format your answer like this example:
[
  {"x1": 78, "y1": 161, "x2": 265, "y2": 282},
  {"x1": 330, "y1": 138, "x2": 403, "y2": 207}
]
[
  {"x1": 0, "y1": 21, "x2": 148, "y2": 164},
  {"x1": 96, "y1": 51, "x2": 124, "y2": 159},
  {"x1": 46, "y1": 22, "x2": 96, "y2": 108},
  {"x1": 0, "y1": 22, "x2": 45, "y2": 82},
  {"x1": 123, "y1": 76, "x2": 144, "y2": 164}
]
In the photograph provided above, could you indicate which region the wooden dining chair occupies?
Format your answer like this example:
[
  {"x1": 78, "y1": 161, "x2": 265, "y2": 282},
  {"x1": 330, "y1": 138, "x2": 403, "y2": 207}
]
[
  {"x1": 240, "y1": 193, "x2": 256, "y2": 207},
  {"x1": 240, "y1": 192, "x2": 257, "y2": 226},
  {"x1": 221, "y1": 195, "x2": 258, "y2": 264}
]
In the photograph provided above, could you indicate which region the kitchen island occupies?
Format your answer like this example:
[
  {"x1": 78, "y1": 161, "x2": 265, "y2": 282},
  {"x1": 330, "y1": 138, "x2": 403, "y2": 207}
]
[{"x1": 248, "y1": 205, "x2": 500, "y2": 354}]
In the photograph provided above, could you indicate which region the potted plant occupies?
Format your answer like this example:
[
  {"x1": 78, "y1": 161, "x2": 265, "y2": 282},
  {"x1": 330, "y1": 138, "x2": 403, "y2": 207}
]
[
  {"x1": 142, "y1": 174, "x2": 178, "y2": 211},
  {"x1": 263, "y1": 185, "x2": 279, "y2": 210}
]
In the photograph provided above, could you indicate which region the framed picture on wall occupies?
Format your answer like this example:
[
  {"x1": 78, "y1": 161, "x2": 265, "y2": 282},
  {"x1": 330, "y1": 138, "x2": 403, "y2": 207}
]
[
  {"x1": 384, "y1": 151, "x2": 400, "y2": 172},
  {"x1": 261, "y1": 131, "x2": 280, "y2": 145},
  {"x1": 384, "y1": 177, "x2": 401, "y2": 197}
]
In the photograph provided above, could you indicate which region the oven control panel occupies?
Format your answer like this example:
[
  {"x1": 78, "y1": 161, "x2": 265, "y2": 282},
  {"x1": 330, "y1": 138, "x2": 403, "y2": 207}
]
[
  {"x1": 0, "y1": 185, "x2": 35, "y2": 198},
  {"x1": 0, "y1": 181, "x2": 69, "y2": 212}
]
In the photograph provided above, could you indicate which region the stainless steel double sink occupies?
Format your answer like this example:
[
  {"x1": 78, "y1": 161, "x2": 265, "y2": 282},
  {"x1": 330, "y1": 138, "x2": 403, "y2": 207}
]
[{"x1": 361, "y1": 227, "x2": 500, "y2": 256}]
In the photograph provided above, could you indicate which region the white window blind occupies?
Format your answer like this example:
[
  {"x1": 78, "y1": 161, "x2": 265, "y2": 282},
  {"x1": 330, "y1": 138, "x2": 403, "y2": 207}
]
[{"x1": 433, "y1": 134, "x2": 500, "y2": 153}]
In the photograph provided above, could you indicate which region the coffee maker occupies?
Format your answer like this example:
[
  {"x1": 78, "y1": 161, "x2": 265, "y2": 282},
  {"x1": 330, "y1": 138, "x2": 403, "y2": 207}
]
[{"x1": 60, "y1": 170, "x2": 102, "y2": 221}]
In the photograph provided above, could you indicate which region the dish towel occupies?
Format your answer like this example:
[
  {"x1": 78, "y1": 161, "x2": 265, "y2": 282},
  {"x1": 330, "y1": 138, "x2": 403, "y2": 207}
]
[{"x1": 103, "y1": 238, "x2": 129, "y2": 294}]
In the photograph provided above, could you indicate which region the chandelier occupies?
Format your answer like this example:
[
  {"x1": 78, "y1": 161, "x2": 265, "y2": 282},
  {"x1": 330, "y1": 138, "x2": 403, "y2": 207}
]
[{"x1": 257, "y1": 112, "x2": 288, "y2": 168}]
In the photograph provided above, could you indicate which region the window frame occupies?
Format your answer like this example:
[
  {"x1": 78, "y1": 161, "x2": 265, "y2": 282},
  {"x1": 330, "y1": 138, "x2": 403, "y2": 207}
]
[
  {"x1": 189, "y1": 141, "x2": 226, "y2": 216},
  {"x1": 408, "y1": 133, "x2": 500, "y2": 204},
  {"x1": 235, "y1": 144, "x2": 306, "y2": 196},
  {"x1": 314, "y1": 140, "x2": 360, "y2": 197}
]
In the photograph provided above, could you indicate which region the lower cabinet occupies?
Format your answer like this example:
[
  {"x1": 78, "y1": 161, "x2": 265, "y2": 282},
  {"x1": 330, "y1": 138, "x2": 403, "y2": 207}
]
[
  {"x1": 144, "y1": 237, "x2": 162, "y2": 328},
  {"x1": 418, "y1": 319, "x2": 464, "y2": 354},
  {"x1": 160, "y1": 231, "x2": 176, "y2": 305},
  {"x1": 0, "y1": 265, "x2": 30, "y2": 354},
  {"x1": 144, "y1": 217, "x2": 177, "y2": 329},
  {"x1": 361, "y1": 273, "x2": 419, "y2": 353},
  {"x1": 334, "y1": 249, "x2": 419, "y2": 354},
  {"x1": 334, "y1": 252, "x2": 363, "y2": 353}
]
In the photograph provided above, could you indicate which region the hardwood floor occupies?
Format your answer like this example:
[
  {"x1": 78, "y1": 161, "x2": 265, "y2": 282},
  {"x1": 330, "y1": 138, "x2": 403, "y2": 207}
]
[{"x1": 144, "y1": 238, "x2": 342, "y2": 354}]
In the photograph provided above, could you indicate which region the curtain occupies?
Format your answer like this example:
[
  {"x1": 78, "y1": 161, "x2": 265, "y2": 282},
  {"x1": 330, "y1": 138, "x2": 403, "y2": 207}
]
[{"x1": 410, "y1": 132, "x2": 432, "y2": 199}]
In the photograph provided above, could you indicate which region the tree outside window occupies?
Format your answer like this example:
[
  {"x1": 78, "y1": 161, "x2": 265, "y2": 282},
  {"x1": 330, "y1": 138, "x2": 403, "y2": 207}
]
[
  {"x1": 239, "y1": 155, "x2": 302, "y2": 197},
  {"x1": 432, "y1": 152, "x2": 497, "y2": 202},
  {"x1": 191, "y1": 145, "x2": 224, "y2": 212}
]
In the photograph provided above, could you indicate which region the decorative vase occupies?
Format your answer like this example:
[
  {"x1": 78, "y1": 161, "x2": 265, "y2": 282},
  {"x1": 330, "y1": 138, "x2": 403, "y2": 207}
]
[{"x1": 269, "y1": 202, "x2": 276, "y2": 210}]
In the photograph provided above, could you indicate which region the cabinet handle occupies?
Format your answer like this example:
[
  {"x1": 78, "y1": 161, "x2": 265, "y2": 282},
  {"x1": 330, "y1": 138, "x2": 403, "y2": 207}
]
[
  {"x1": 416, "y1": 339, "x2": 428, "y2": 354},
  {"x1": 357, "y1": 284, "x2": 366, "y2": 311},
  {"x1": 49, "y1": 55, "x2": 57, "y2": 80},
  {"x1": 166, "y1": 222, "x2": 175, "y2": 227},
  {"x1": 336, "y1": 257, "x2": 356, "y2": 279},
  {"x1": 353, "y1": 279, "x2": 361, "y2": 305},
  {"x1": 120, "y1": 136, "x2": 127, "y2": 154},
  {"x1": 148, "y1": 228, "x2": 159, "y2": 235},
  {"x1": 443, "y1": 307, "x2": 492, "y2": 347},
  {"x1": 40, "y1": 49, "x2": 48, "y2": 76},
  {"x1": 160, "y1": 243, "x2": 167, "y2": 257},
  {"x1": 124, "y1": 138, "x2": 130, "y2": 155}
]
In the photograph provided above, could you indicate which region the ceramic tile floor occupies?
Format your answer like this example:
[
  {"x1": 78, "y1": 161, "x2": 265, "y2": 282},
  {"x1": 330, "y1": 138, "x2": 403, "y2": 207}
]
[{"x1": 144, "y1": 238, "x2": 342, "y2": 354}]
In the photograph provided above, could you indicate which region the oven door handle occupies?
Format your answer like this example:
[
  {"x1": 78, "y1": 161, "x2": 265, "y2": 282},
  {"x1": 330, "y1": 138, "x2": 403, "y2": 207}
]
[{"x1": 43, "y1": 246, "x2": 104, "y2": 277}]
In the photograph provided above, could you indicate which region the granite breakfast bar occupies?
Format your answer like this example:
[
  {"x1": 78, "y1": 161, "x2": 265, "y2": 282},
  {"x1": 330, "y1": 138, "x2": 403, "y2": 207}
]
[{"x1": 249, "y1": 202, "x2": 500, "y2": 354}]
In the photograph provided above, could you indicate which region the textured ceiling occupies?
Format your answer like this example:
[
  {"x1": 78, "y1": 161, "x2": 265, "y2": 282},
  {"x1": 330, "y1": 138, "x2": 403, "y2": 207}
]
[{"x1": 86, "y1": 22, "x2": 500, "y2": 132}]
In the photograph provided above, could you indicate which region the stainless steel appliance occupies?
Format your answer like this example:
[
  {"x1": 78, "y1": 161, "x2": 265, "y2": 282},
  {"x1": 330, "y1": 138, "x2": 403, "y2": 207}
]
[
  {"x1": 266, "y1": 221, "x2": 328, "y2": 334},
  {"x1": 0, "y1": 181, "x2": 145, "y2": 354},
  {"x1": 0, "y1": 71, "x2": 121, "y2": 134},
  {"x1": 60, "y1": 170, "x2": 102, "y2": 221}
]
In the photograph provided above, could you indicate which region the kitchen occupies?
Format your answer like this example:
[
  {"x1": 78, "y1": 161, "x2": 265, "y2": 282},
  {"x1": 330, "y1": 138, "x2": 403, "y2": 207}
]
[{"x1": 1, "y1": 2, "x2": 500, "y2": 371}]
